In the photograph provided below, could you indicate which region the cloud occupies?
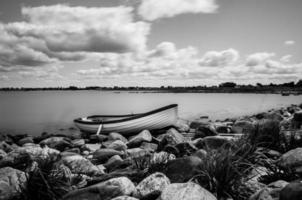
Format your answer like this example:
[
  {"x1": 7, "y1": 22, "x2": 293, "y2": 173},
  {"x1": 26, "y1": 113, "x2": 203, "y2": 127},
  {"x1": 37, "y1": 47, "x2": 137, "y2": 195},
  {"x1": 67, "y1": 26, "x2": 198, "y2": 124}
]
[
  {"x1": 245, "y1": 52, "x2": 275, "y2": 66},
  {"x1": 199, "y1": 48, "x2": 239, "y2": 67},
  {"x1": 0, "y1": 75, "x2": 9, "y2": 81},
  {"x1": 0, "y1": 4, "x2": 150, "y2": 71},
  {"x1": 284, "y1": 40, "x2": 295, "y2": 46},
  {"x1": 138, "y1": 0, "x2": 218, "y2": 21},
  {"x1": 280, "y1": 55, "x2": 292, "y2": 63}
]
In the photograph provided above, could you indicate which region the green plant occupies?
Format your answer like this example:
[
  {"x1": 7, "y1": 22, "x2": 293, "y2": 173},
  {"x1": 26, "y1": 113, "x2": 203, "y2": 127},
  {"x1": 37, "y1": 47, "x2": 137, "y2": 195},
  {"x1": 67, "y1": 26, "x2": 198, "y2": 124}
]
[
  {"x1": 25, "y1": 158, "x2": 74, "y2": 200},
  {"x1": 192, "y1": 140, "x2": 266, "y2": 200}
]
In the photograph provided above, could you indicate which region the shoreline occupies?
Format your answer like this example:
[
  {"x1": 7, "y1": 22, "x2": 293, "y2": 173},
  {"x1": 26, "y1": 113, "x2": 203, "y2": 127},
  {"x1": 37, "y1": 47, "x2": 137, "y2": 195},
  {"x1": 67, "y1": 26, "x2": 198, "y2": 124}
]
[{"x1": 0, "y1": 103, "x2": 302, "y2": 200}]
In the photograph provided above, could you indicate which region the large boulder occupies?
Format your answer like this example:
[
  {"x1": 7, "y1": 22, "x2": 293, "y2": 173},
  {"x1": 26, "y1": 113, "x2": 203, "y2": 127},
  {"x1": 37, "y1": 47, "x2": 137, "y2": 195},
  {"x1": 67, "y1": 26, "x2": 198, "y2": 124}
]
[
  {"x1": 0, "y1": 167, "x2": 27, "y2": 200},
  {"x1": 158, "y1": 182, "x2": 216, "y2": 200},
  {"x1": 165, "y1": 156, "x2": 202, "y2": 183},
  {"x1": 127, "y1": 130, "x2": 152, "y2": 148},
  {"x1": 278, "y1": 148, "x2": 302, "y2": 172},
  {"x1": 40, "y1": 137, "x2": 73, "y2": 151},
  {"x1": 93, "y1": 149, "x2": 124, "y2": 163},
  {"x1": 62, "y1": 177, "x2": 136, "y2": 200},
  {"x1": 136, "y1": 172, "x2": 170, "y2": 198},
  {"x1": 62, "y1": 154, "x2": 104, "y2": 176},
  {"x1": 279, "y1": 182, "x2": 302, "y2": 200}
]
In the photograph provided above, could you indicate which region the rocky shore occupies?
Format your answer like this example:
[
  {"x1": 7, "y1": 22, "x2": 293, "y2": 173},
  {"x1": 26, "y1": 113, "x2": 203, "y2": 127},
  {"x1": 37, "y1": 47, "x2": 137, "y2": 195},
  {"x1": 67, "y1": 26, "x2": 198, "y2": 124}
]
[{"x1": 1, "y1": 104, "x2": 302, "y2": 200}]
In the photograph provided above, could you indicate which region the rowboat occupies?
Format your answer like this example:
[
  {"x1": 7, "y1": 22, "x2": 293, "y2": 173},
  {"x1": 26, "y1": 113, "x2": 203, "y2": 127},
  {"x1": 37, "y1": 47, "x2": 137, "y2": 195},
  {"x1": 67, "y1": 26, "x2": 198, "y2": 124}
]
[{"x1": 74, "y1": 104, "x2": 178, "y2": 135}]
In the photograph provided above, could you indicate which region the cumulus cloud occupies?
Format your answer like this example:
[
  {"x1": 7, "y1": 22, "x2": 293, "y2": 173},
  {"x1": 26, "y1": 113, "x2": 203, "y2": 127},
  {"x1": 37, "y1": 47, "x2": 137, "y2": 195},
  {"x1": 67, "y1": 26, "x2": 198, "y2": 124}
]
[
  {"x1": 199, "y1": 48, "x2": 239, "y2": 67},
  {"x1": 245, "y1": 52, "x2": 275, "y2": 66},
  {"x1": 138, "y1": 0, "x2": 218, "y2": 21},
  {"x1": 0, "y1": 4, "x2": 150, "y2": 71},
  {"x1": 284, "y1": 40, "x2": 295, "y2": 46},
  {"x1": 280, "y1": 55, "x2": 292, "y2": 63}
]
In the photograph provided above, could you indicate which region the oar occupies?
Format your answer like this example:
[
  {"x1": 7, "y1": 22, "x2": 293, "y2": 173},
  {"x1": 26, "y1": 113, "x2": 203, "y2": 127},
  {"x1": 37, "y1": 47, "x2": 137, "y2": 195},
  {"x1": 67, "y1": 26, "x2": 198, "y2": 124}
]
[{"x1": 96, "y1": 122, "x2": 103, "y2": 135}]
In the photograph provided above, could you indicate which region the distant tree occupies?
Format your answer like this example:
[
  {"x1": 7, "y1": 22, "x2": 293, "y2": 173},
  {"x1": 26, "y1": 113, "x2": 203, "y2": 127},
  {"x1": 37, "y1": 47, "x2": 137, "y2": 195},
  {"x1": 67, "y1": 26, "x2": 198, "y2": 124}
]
[
  {"x1": 296, "y1": 80, "x2": 302, "y2": 87},
  {"x1": 219, "y1": 82, "x2": 237, "y2": 88},
  {"x1": 282, "y1": 81, "x2": 295, "y2": 88},
  {"x1": 256, "y1": 83, "x2": 263, "y2": 87}
]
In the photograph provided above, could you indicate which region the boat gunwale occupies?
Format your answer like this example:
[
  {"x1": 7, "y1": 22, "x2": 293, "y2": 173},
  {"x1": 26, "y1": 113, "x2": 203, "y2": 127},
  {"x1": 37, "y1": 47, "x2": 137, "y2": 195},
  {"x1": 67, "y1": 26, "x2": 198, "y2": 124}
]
[{"x1": 74, "y1": 104, "x2": 178, "y2": 125}]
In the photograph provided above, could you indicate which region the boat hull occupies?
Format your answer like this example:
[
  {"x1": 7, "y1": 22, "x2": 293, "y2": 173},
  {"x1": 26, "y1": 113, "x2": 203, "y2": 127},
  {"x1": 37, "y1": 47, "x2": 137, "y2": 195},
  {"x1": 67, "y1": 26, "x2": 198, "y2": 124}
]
[{"x1": 74, "y1": 104, "x2": 178, "y2": 135}]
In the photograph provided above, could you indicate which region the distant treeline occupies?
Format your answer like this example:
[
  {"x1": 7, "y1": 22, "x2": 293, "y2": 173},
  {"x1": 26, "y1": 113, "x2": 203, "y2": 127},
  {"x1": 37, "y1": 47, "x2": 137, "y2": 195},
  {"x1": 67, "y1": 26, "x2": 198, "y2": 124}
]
[{"x1": 1, "y1": 80, "x2": 302, "y2": 93}]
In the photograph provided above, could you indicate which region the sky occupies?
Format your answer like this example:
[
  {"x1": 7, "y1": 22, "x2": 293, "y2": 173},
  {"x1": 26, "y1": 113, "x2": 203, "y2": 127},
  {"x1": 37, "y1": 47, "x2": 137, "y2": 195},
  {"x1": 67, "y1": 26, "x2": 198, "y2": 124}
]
[{"x1": 0, "y1": 0, "x2": 301, "y2": 87}]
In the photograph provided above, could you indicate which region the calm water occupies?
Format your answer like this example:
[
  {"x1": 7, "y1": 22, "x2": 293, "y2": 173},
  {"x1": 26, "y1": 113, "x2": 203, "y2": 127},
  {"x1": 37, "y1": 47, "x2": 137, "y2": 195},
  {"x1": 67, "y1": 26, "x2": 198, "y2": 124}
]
[{"x1": 0, "y1": 91, "x2": 301, "y2": 136}]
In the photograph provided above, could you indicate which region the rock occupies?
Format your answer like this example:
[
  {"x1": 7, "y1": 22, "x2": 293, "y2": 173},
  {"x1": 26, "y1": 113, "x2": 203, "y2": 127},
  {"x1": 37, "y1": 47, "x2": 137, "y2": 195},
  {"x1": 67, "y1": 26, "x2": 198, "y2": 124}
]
[
  {"x1": 89, "y1": 134, "x2": 108, "y2": 143},
  {"x1": 0, "y1": 145, "x2": 59, "y2": 168},
  {"x1": 159, "y1": 128, "x2": 185, "y2": 148},
  {"x1": 193, "y1": 149, "x2": 207, "y2": 160},
  {"x1": 63, "y1": 148, "x2": 81, "y2": 154},
  {"x1": 150, "y1": 152, "x2": 176, "y2": 164},
  {"x1": 0, "y1": 167, "x2": 27, "y2": 200},
  {"x1": 63, "y1": 177, "x2": 136, "y2": 200},
  {"x1": 279, "y1": 182, "x2": 302, "y2": 200},
  {"x1": 127, "y1": 130, "x2": 152, "y2": 148},
  {"x1": 62, "y1": 154, "x2": 104, "y2": 176},
  {"x1": 93, "y1": 148, "x2": 124, "y2": 163},
  {"x1": 140, "y1": 142, "x2": 158, "y2": 152},
  {"x1": 0, "y1": 149, "x2": 7, "y2": 159},
  {"x1": 165, "y1": 156, "x2": 202, "y2": 183},
  {"x1": 126, "y1": 148, "x2": 150, "y2": 158},
  {"x1": 278, "y1": 148, "x2": 302, "y2": 172},
  {"x1": 18, "y1": 136, "x2": 34, "y2": 146},
  {"x1": 293, "y1": 110, "x2": 302, "y2": 122},
  {"x1": 190, "y1": 120, "x2": 210, "y2": 129},
  {"x1": 158, "y1": 182, "x2": 216, "y2": 200},
  {"x1": 202, "y1": 136, "x2": 233, "y2": 149},
  {"x1": 71, "y1": 139, "x2": 85, "y2": 147},
  {"x1": 108, "y1": 140, "x2": 128, "y2": 152},
  {"x1": 40, "y1": 136, "x2": 73, "y2": 151},
  {"x1": 0, "y1": 141, "x2": 13, "y2": 153},
  {"x1": 136, "y1": 172, "x2": 170, "y2": 198},
  {"x1": 268, "y1": 180, "x2": 289, "y2": 199},
  {"x1": 249, "y1": 188, "x2": 273, "y2": 200},
  {"x1": 111, "y1": 196, "x2": 139, "y2": 200},
  {"x1": 85, "y1": 143, "x2": 102, "y2": 152},
  {"x1": 104, "y1": 155, "x2": 124, "y2": 171},
  {"x1": 194, "y1": 125, "x2": 217, "y2": 139},
  {"x1": 265, "y1": 111, "x2": 284, "y2": 122},
  {"x1": 108, "y1": 132, "x2": 128, "y2": 143},
  {"x1": 248, "y1": 166, "x2": 269, "y2": 182},
  {"x1": 175, "y1": 142, "x2": 197, "y2": 157},
  {"x1": 232, "y1": 120, "x2": 255, "y2": 134},
  {"x1": 215, "y1": 125, "x2": 232, "y2": 133}
]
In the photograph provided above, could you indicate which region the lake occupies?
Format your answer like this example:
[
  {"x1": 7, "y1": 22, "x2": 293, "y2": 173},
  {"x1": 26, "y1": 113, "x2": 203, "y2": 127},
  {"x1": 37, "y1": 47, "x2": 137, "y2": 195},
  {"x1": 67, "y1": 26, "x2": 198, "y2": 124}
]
[{"x1": 0, "y1": 91, "x2": 301, "y2": 136}]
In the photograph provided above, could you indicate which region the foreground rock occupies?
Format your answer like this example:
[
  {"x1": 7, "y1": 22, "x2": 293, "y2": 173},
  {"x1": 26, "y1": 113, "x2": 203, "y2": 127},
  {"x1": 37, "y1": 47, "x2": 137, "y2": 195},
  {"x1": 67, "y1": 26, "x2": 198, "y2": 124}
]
[
  {"x1": 63, "y1": 177, "x2": 136, "y2": 200},
  {"x1": 127, "y1": 130, "x2": 152, "y2": 148},
  {"x1": 136, "y1": 172, "x2": 170, "y2": 198},
  {"x1": 0, "y1": 167, "x2": 27, "y2": 200},
  {"x1": 158, "y1": 182, "x2": 217, "y2": 200},
  {"x1": 62, "y1": 154, "x2": 104, "y2": 176},
  {"x1": 165, "y1": 156, "x2": 202, "y2": 183},
  {"x1": 0, "y1": 145, "x2": 59, "y2": 168},
  {"x1": 279, "y1": 182, "x2": 302, "y2": 200},
  {"x1": 93, "y1": 149, "x2": 124, "y2": 163},
  {"x1": 278, "y1": 148, "x2": 302, "y2": 172}
]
